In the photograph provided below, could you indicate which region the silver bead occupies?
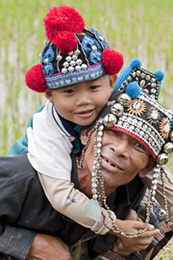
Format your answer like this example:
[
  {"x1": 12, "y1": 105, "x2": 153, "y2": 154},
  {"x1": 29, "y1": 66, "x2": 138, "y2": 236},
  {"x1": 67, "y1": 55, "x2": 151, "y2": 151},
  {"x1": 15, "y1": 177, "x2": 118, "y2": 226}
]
[
  {"x1": 72, "y1": 55, "x2": 78, "y2": 60},
  {"x1": 157, "y1": 153, "x2": 169, "y2": 165},
  {"x1": 62, "y1": 68, "x2": 67, "y2": 74},
  {"x1": 93, "y1": 194, "x2": 97, "y2": 200},
  {"x1": 146, "y1": 75, "x2": 151, "y2": 81},
  {"x1": 66, "y1": 56, "x2": 71, "y2": 62},
  {"x1": 103, "y1": 114, "x2": 116, "y2": 127},
  {"x1": 74, "y1": 49, "x2": 81, "y2": 56},
  {"x1": 92, "y1": 183, "x2": 97, "y2": 188},
  {"x1": 111, "y1": 103, "x2": 124, "y2": 117},
  {"x1": 164, "y1": 142, "x2": 173, "y2": 154},
  {"x1": 81, "y1": 64, "x2": 87, "y2": 70},
  {"x1": 44, "y1": 58, "x2": 49, "y2": 64},
  {"x1": 75, "y1": 65, "x2": 81, "y2": 71},
  {"x1": 76, "y1": 59, "x2": 82, "y2": 65},
  {"x1": 136, "y1": 70, "x2": 141, "y2": 76},
  {"x1": 70, "y1": 60, "x2": 76, "y2": 66},
  {"x1": 56, "y1": 55, "x2": 62, "y2": 62},
  {"x1": 68, "y1": 51, "x2": 73, "y2": 56},
  {"x1": 131, "y1": 71, "x2": 136, "y2": 77},
  {"x1": 63, "y1": 61, "x2": 69, "y2": 68},
  {"x1": 68, "y1": 66, "x2": 74, "y2": 72},
  {"x1": 151, "y1": 88, "x2": 156, "y2": 94},
  {"x1": 92, "y1": 188, "x2": 97, "y2": 194},
  {"x1": 118, "y1": 93, "x2": 131, "y2": 106},
  {"x1": 99, "y1": 125, "x2": 104, "y2": 131}
]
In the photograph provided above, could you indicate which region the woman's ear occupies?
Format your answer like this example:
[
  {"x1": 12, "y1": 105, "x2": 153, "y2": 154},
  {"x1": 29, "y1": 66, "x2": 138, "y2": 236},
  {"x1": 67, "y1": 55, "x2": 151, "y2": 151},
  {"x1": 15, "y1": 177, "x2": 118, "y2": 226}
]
[
  {"x1": 138, "y1": 157, "x2": 156, "y2": 178},
  {"x1": 45, "y1": 89, "x2": 53, "y2": 103},
  {"x1": 80, "y1": 129, "x2": 91, "y2": 145},
  {"x1": 109, "y1": 75, "x2": 117, "y2": 92}
]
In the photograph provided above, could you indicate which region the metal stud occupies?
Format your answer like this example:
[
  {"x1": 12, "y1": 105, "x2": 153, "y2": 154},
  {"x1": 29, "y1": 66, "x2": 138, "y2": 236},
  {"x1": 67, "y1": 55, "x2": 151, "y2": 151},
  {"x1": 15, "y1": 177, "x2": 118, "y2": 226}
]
[
  {"x1": 62, "y1": 68, "x2": 67, "y2": 74},
  {"x1": 72, "y1": 55, "x2": 78, "y2": 60},
  {"x1": 75, "y1": 49, "x2": 81, "y2": 56},
  {"x1": 56, "y1": 55, "x2": 62, "y2": 62},
  {"x1": 76, "y1": 59, "x2": 82, "y2": 65},
  {"x1": 66, "y1": 56, "x2": 71, "y2": 62},
  {"x1": 63, "y1": 62, "x2": 69, "y2": 68},
  {"x1": 81, "y1": 64, "x2": 87, "y2": 70},
  {"x1": 75, "y1": 65, "x2": 81, "y2": 71},
  {"x1": 68, "y1": 66, "x2": 74, "y2": 72},
  {"x1": 70, "y1": 60, "x2": 76, "y2": 66}
]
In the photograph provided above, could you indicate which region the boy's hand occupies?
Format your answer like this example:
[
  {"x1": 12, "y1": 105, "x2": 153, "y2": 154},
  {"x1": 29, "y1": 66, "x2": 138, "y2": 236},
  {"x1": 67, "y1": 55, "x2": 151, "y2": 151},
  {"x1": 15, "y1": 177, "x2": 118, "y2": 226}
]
[{"x1": 111, "y1": 209, "x2": 160, "y2": 256}]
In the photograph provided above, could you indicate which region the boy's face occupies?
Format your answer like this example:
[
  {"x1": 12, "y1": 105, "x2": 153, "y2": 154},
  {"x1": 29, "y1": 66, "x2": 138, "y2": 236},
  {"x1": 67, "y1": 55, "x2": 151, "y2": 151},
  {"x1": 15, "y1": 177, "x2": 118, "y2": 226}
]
[{"x1": 45, "y1": 75, "x2": 116, "y2": 126}]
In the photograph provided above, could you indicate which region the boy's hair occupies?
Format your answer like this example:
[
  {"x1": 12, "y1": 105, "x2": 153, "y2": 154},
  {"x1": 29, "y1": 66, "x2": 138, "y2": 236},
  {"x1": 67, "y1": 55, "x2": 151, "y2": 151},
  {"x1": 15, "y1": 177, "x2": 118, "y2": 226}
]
[{"x1": 25, "y1": 6, "x2": 124, "y2": 92}]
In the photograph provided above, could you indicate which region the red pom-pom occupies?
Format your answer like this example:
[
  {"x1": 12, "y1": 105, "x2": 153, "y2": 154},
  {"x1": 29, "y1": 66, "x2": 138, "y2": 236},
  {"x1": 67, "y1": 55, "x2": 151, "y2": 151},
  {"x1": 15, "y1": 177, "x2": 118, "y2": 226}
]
[
  {"x1": 54, "y1": 31, "x2": 78, "y2": 54},
  {"x1": 102, "y1": 49, "x2": 124, "y2": 75},
  {"x1": 43, "y1": 6, "x2": 85, "y2": 42},
  {"x1": 25, "y1": 64, "x2": 46, "y2": 93}
]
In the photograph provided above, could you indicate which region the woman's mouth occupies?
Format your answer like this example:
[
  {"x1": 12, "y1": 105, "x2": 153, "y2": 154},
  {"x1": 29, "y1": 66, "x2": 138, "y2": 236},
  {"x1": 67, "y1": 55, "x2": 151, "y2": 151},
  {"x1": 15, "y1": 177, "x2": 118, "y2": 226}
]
[{"x1": 101, "y1": 155, "x2": 122, "y2": 170}]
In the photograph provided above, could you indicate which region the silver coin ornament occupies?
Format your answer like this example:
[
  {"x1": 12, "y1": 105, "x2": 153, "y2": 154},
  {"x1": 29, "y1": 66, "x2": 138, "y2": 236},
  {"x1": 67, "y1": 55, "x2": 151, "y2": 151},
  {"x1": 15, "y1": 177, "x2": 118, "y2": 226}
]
[{"x1": 111, "y1": 103, "x2": 124, "y2": 117}]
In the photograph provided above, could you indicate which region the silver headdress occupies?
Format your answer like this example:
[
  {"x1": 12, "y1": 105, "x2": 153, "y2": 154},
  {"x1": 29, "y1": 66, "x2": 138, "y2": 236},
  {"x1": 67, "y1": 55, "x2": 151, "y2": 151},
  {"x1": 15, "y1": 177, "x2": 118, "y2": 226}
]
[{"x1": 78, "y1": 59, "x2": 173, "y2": 237}]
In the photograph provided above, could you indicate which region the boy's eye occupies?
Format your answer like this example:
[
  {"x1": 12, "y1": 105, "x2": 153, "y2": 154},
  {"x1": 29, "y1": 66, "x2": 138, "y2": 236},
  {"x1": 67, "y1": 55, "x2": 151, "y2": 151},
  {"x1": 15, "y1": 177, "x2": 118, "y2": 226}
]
[
  {"x1": 90, "y1": 85, "x2": 99, "y2": 90},
  {"x1": 63, "y1": 89, "x2": 74, "y2": 94}
]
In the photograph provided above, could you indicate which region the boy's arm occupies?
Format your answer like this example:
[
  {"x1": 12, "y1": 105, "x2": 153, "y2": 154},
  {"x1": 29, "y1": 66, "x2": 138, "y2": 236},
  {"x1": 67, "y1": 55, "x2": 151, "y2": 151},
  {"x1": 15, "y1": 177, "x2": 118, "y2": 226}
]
[{"x1": 38, "y1": 172, "x2": 116, "y2": 235}]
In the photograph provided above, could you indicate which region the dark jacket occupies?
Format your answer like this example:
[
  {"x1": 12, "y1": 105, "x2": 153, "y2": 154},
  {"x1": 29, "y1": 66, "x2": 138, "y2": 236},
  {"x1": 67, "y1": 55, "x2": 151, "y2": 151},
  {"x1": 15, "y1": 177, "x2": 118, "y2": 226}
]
[{"x1": 0, "y1": 154, "x2": 145, "y2": 260}]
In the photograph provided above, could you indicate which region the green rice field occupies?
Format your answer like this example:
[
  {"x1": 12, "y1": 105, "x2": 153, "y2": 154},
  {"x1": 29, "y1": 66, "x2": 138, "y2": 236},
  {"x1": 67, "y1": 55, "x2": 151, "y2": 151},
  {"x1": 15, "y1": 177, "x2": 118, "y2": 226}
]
[{"x1": 0, "y1": 0, "x2": 173, "y2": 258}]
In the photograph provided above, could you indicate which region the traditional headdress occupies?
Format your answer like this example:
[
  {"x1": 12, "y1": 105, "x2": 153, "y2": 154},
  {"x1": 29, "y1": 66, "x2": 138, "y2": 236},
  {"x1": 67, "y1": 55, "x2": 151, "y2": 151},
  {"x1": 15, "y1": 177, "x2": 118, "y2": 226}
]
[
  {"x1": 78, "y1": 58, "x2": 173, "y2": 237},
  {"x1": 25, "y1": 6, "x2": 124, "y2": 92}
]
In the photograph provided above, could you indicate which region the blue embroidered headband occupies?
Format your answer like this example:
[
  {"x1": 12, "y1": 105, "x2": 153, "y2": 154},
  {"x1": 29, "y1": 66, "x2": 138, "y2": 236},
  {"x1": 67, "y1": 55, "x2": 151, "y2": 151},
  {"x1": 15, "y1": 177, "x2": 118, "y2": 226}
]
[{"x1": 25, "y1": 6, "x2": 124, "y2": 92}]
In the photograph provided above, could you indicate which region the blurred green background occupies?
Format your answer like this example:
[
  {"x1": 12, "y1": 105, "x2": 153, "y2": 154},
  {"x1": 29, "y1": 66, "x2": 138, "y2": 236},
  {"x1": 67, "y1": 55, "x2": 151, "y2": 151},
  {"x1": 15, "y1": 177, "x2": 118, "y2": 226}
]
[{"x1": 0, "y1": 0, "x2": 173, "y2": 258}]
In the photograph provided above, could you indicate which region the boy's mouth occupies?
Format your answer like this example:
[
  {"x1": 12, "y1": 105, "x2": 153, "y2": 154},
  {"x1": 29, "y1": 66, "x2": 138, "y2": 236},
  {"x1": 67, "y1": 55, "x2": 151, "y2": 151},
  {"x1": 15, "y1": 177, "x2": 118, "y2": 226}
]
[{"x1": 76, "y1": 109, "x2": 95, "y2": 118}]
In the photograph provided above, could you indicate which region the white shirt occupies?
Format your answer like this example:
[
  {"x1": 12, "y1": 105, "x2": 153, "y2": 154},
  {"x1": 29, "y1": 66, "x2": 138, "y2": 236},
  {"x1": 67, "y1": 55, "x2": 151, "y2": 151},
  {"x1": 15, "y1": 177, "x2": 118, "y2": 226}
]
[{"x1": 27, "y1": 101, "x2": 75, "y2": 181}]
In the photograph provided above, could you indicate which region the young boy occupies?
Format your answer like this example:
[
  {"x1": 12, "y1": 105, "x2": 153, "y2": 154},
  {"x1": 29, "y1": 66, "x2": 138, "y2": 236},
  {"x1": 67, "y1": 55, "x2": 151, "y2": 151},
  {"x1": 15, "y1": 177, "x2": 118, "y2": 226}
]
[{"x1": 9, "y1": 5, "x2": 125, "y2": 234}]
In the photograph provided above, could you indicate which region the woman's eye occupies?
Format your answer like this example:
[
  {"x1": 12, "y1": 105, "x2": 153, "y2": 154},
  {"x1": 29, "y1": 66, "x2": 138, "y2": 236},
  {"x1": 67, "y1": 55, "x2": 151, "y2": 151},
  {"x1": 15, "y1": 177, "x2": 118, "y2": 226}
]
[{"x1": 134, "y1": 142, "x2": 147, "y2": 153}]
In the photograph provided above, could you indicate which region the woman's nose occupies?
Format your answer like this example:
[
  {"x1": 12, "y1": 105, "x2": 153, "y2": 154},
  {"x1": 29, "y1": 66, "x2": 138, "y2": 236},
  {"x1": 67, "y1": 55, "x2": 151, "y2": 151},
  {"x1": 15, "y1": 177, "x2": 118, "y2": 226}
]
[{"x1": 110, "y1": 139, "x2": 129, "y2": 158}]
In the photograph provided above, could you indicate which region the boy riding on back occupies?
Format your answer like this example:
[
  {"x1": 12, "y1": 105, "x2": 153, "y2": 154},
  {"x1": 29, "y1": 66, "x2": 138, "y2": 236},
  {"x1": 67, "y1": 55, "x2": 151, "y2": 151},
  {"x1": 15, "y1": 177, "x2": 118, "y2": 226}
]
[{"x1": 16, "y1": 5, "x2": 125, "y2": 234}]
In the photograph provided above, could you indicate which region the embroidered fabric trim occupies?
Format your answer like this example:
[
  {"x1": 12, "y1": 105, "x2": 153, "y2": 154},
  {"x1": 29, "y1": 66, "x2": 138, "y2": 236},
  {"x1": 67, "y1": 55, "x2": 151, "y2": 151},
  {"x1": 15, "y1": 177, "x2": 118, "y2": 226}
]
[{"x1": 44, "y1": 63, "x2": 105, "y2": 89}]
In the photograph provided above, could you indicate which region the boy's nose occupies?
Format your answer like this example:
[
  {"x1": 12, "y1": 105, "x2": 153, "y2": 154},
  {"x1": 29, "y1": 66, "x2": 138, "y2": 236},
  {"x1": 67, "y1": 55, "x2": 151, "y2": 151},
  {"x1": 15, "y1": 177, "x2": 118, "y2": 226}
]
[{"x1": 76, "y1": 94, "x2": 91, "y2": 106}]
